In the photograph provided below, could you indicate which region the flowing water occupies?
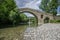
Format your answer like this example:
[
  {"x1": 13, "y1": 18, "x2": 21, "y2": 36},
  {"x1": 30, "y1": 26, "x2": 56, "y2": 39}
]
[{"x1": 0, "y1": 24, "x2": 37, "y2": 40}]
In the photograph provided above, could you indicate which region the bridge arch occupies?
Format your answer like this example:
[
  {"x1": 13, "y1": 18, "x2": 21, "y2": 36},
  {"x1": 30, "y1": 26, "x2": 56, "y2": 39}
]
[
  {"x1": 18, "y1": 8, "x2": 54, "y2": 25},
  {"x1": 44, "y1": 17, "x2": 50, "y2": 23},
  {"x1": 19, "y1": 11, "x2": 38, "y2": 25}
]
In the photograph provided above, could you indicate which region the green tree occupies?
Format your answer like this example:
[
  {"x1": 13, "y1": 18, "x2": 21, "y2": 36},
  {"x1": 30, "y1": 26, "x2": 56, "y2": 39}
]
[
  {"x1": 0, "y1": 0, "x2": 17, "y2": 24},
  {"x1": 20, "y1": 13, "x2": 28, "y2": 22},
  {"x1": 40, "y1": 0, "x2": 58, "y2": 15},
  {"x1": 0, "y1": 0, "x2": 28, "y2": 26}
]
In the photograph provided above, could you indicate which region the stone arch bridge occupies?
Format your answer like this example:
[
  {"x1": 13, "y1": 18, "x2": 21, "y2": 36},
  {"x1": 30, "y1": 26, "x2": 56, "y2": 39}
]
[{"x1": 18, "y1": 8, "x2": 54, "y2": 25}]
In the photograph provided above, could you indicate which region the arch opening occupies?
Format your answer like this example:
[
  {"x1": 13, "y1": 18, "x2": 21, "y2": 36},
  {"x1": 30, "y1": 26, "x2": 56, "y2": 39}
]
[
  {"x1": 44, "y1": 17, "x2": 50, "y2": 23},
  {"x1": 20, "y1": 11, "x2": 38, "y2": 26}
]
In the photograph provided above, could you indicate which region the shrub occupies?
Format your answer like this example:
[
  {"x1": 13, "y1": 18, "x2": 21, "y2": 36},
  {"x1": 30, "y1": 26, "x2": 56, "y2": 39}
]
[{"x1": 50, "y1": 20, "x2": 60, "y2": 23}]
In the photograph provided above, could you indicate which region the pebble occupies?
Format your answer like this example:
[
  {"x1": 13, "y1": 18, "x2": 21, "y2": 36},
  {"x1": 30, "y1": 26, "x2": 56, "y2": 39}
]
[{"x1": 23, "y1": 23, "x2": 60, "y2": 40}]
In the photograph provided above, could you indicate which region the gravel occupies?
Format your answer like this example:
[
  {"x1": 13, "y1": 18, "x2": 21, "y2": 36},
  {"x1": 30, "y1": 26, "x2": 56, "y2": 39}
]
[{"x1": 23, "y1": 23, "x2": 60, "y2": 40}]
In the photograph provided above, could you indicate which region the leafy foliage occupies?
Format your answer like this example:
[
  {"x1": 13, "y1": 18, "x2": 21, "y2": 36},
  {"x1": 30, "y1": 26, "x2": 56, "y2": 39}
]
[
  {"x1": 40, "y1": 0, "x2": 58, "y2": 15},
  {"x1": 0, "y1": 0, "x2": 28, "y2": 26},
  {"x1": 20, "y1": 13, "x2": 28, "y2": 22},
  {"x1": 0, "y1": 0, "x2": 16, "y2": 24}
]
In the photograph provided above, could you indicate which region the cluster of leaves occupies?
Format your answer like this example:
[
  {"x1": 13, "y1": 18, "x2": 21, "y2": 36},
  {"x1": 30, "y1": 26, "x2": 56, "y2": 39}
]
[
  {"x1": 20, "y1": 13, "x2": 28, "y2": 22},
  {"x1": 40, "y1": 0, "x2": 58, "y2": 15},
  {"x1": 0, "y1": 0, "x2": 28, "y2": 25},
  {"x1": 0, "y1": 0, "x2": 16, "y2": 24}
]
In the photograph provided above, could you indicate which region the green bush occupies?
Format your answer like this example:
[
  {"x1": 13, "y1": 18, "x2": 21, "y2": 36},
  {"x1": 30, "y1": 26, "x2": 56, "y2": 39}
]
[
  {"x1": 56, "y1": 20, "x2": 60, "y2": 23},
  {"x1": 50, "y1": 20, "x2": 60, "y2": 23}
]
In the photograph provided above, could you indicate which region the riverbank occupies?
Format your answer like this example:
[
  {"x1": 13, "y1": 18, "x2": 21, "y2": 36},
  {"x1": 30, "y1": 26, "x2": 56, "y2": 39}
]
[{"x1": 24, "y1": 23, "x2": 60, "y2": 40}]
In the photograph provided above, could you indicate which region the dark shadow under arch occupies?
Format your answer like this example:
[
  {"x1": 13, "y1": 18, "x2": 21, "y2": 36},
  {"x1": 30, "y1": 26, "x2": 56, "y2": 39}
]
[{"x1": 44, "y1": 17, "x2": 49, "y2": 23}]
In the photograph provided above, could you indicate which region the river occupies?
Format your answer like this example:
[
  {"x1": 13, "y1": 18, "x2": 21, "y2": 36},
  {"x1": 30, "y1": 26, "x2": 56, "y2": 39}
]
[{"x1": 0, "y1": 24, "x2": 37, "y2": 40}]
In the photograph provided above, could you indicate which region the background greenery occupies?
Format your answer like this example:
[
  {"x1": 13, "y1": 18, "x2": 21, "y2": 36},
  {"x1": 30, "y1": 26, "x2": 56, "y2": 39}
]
[
  {"x1": 0, "y1": 0, "x2": 29, "y2": 26},
  {"x1": 40, "y1": 0, "x2": 58, "y2": 16},
  {"x1": 50, "y1": 20, "x2": 60, "y2": 23}
]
